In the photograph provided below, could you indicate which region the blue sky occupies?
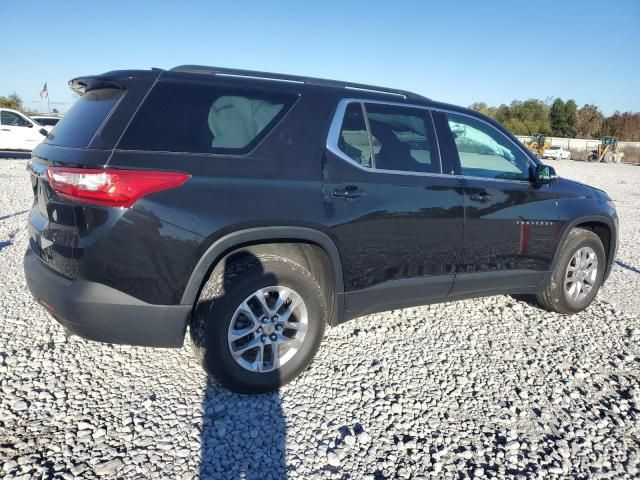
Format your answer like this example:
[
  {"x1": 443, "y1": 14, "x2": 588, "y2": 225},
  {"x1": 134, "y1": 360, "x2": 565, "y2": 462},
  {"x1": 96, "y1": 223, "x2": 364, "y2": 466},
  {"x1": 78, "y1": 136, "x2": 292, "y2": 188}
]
[{"x1": 3, "y1": 0, "x2": 639, "y2": 114}]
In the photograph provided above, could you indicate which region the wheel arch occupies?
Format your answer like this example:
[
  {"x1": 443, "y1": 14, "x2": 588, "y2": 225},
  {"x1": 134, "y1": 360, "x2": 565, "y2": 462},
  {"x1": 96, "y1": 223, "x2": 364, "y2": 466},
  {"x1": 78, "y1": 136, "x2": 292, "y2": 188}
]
[
  {"x1": 552, "y1": 215, "x2": 616, "y2": 282},
  {"x1": 180, "y1": 227, "x2": 345, "y2": 325}
]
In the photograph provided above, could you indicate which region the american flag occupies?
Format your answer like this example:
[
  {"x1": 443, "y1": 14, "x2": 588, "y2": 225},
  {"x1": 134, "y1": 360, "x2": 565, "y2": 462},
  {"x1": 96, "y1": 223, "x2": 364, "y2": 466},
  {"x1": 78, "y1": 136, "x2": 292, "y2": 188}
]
[{"x1": 39, "y1": 82, "x2": 48, "y2": 99}]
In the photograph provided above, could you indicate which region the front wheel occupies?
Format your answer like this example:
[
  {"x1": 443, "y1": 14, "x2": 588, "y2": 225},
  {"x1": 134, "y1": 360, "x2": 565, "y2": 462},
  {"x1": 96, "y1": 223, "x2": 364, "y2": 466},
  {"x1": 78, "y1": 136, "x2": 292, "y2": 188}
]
[
  {"x1": 536, "y1": 228, "x2": 605, "y2": 314},
  {"x1": 190, "y1": 253, "x2": 328, "y2": 393}
]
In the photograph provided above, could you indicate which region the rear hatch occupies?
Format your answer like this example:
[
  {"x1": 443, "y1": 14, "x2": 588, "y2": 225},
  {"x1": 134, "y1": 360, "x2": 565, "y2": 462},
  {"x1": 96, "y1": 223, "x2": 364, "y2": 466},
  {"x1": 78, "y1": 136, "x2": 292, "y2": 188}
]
[{"x1": 27, "y1": 71, "x2": 158, "y2": 278}]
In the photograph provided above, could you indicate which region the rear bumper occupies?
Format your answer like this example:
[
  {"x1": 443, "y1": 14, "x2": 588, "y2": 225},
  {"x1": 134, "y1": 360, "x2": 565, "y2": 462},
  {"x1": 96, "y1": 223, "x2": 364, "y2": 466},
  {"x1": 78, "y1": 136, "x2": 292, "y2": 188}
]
[{"x1": 24, "y1": 249, "x2": 190, "y2": 348}]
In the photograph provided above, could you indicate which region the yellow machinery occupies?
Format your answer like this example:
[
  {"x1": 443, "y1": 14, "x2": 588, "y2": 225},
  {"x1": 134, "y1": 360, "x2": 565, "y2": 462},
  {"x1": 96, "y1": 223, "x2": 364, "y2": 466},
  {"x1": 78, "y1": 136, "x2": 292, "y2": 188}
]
[
  {"x1": 524, "y1": 133, "x2": 551, "y2": 158},
  {"x1": 588, "y1": 137, "x2": 624, "y2": 163}
]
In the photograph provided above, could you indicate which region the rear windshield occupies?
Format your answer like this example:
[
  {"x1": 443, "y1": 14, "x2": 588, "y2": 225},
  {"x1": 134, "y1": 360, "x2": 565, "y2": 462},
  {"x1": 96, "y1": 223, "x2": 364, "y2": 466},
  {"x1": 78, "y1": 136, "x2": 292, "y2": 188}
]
[
  {"x1": 118, "y1": 81, "x2": 297, "y2": 154},
  {"x1": 45, "y1": 88, "x2": 123, "y2": 148}
]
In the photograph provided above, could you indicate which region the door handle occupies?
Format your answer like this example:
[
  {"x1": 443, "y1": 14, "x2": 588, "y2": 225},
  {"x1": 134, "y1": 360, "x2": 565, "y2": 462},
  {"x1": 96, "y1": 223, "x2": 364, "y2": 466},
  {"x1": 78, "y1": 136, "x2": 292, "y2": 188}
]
[
  {"x1": 333, "y1": 185, "x2": 366, "y2": 199},
  {"x1": 469, "y1": 191, "x2": 493, "y2": 202},
  {"x1": 1, "y1": 128, "x2": 11, "y2": 131}
]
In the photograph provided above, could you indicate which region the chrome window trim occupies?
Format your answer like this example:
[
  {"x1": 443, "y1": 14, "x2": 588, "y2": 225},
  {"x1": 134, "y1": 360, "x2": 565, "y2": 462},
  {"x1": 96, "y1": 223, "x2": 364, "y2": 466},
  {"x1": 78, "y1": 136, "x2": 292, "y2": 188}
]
[
  {"x1": 360, "y1": 102, "x2": 376, "y2": 168},
  {"x1": 326, "y1": 98, "x2": 537, "y2": 184},
  {"x1": 326, "y1": 98, "x2": 446, "y2": 178}
]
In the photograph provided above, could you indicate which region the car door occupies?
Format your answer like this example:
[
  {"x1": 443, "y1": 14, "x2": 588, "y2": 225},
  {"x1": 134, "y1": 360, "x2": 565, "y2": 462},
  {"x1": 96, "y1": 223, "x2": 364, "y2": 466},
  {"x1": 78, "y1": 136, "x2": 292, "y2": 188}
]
[
  {"x1": 0, "y1": 110, "x2": 41, "y2": 150},
  {"x1": 433, "y1": 110, "x2": 558, "y2": 296},
  {"x1": 0, "y1": 109, "x2": 20, "y2": 149},
  {"x1": 324, "y1": 100, "x2": 464, "y2": 318}
]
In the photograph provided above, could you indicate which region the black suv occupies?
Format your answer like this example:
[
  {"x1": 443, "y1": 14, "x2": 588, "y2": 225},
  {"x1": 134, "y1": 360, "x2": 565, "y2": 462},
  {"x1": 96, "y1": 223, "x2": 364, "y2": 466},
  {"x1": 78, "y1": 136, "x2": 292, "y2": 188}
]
[{"x1": 24, "y1": 66, "x2": 618, "y2": 393}]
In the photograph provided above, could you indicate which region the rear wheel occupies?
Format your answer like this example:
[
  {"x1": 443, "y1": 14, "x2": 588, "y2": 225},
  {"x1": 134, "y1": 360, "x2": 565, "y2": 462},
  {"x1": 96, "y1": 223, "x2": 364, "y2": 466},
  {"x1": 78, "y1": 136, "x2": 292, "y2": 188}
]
[
  {"x1": 190, "y1": 253, "x2": 328, "y2": 393},
  {"x1": 536, "y1": 228, "x2": 605, "y2": 314}
]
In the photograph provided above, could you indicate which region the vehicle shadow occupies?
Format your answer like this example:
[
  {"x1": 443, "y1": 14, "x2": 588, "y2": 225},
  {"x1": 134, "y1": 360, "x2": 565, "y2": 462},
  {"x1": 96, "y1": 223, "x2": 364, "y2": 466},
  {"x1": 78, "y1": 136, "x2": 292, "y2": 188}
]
[
  {"x1": 198, "y1": 252, "x2": 287, "y2": 479},
  {"x1": 200, "y1": 379, "x2": 287, "y2": 479}
]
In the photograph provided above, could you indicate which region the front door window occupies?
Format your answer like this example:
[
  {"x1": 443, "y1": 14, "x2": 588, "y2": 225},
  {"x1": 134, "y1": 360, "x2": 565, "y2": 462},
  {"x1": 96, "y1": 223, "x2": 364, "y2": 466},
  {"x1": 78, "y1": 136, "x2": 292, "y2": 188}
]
[{"x1": 445, "y1": 113, "x2": 531, "y2": 181}]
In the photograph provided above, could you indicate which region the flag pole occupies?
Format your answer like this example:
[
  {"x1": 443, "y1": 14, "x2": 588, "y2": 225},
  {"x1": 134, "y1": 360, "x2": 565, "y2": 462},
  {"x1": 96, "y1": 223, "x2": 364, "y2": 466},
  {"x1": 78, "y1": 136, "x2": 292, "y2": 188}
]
[{"x1": 47, "y1": 82, "x2": 50, "y2": 115}]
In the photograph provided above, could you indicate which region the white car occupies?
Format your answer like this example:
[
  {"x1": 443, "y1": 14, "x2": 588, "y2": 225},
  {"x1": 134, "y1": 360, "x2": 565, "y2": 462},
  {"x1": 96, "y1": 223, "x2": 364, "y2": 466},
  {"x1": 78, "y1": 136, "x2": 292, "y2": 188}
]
[
  {"x1": 31, "y1": 115, "x2": 61, "y2": 132},
  {"x1": 543, "y1": 145, "x2": 571, "y2": 160},
  {"x1": 0, "y1": 108, "x2": 48, "y2": 151}
]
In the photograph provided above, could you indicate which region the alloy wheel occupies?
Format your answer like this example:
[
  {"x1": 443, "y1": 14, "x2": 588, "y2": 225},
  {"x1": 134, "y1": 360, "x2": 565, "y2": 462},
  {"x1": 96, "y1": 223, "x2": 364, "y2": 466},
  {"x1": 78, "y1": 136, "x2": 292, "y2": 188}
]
[
  {"x1": 564, "y1": 246, "x2": 598, "y2": 303},
  {"x1": 227, "y1": 286, "x2": 308, "y2": 373}
]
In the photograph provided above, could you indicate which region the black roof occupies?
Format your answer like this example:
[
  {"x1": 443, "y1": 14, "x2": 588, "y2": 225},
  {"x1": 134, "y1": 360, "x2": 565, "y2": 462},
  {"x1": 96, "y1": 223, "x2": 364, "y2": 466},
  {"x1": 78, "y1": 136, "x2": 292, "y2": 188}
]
[{"x1": 170, "y1": 65, "x2": 430, "y2": 103}]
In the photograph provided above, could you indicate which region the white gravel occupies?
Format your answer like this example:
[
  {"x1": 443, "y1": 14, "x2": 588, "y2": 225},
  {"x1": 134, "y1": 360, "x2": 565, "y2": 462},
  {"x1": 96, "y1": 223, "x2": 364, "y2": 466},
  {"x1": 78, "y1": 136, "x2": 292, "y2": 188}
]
[{"x1": 1, "y1": 158, "x2": 639, "y2": 479}]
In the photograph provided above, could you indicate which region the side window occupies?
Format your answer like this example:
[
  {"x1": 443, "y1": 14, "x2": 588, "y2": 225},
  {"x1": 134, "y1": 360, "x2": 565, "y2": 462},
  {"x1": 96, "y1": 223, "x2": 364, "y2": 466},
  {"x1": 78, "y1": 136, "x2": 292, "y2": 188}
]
[
  {"x1": 338, "y1": 103, "x2": 373, "y2": 167},
  {"x1": 118, "y1": 82, "x2": 297, "y2": 154},
  {"x1": 1, "y1": 111, "x2": 30, "y2": 127},
  {"x1": 445, "y1": 113, "x2": 531, "y2": 181},
  {"x1": 365, "y1": 103, "x2": 438, "y2": 173}
]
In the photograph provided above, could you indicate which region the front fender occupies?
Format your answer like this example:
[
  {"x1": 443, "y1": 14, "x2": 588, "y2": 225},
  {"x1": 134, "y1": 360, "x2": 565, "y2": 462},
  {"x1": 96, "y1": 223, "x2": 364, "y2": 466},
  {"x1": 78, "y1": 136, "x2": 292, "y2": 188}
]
[{"x1": 551, "y1": 212, "x2": 618, "y2": 283}]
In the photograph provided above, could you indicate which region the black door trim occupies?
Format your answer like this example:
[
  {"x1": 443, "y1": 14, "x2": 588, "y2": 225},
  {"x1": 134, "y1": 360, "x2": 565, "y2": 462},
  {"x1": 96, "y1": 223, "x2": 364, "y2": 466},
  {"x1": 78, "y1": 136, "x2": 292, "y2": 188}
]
[
  {"x1": 450, "y1": 269, "x2": 548, "y2": 298},
  {"x1": 340, "y1": 274, "x2": 455, "y2": 321}
]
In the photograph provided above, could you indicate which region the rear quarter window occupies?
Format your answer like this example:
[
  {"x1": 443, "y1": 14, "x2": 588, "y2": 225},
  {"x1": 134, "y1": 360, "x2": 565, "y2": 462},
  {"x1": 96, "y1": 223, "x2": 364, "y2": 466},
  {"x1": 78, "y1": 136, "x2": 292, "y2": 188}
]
[
  {"x1": 118, "y1": 81, "x2": 297, "y2": 154},
  {"x1": 45, "y1": 88, "x2": 123, "y2": 148}
]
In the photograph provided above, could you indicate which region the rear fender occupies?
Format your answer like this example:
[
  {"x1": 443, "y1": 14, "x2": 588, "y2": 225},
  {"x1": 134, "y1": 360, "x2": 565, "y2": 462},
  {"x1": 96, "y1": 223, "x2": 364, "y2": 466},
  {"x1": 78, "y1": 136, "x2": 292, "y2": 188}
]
[{"x1": 180, "y1": 226, "x2": 345, "y2": 323}]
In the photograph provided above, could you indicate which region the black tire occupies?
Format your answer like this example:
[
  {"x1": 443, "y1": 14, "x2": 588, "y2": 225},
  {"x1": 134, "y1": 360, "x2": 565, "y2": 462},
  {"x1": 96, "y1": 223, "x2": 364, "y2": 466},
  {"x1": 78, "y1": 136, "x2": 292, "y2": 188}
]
[
  {"x1": 536, "y1": 228, "x2": 606, "y2": 314},
  {"x1": 190, "y1": 253, "x2": 328, "y2": 393}
]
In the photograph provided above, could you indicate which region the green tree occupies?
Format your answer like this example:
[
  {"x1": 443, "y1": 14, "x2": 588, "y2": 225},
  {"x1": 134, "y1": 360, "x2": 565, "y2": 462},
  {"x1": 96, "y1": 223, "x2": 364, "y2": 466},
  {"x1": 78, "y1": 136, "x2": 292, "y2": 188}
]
[
  {"x1": 549, "y1": 98, "x2": 565, "y2": 136},
  {"x1": 494, "y1": 99, "x2": 550, "y2": 135},
  {"x1": 564, "y1": 99, "x2": 577, "y2": 137},
  {"x1": 515, "y1": 99, "x2": 550, "y2": 134},
  {"x1": 0, "y1": 93, "x2": 23, "y2": 110},
  {"x1": 470, "y1": 102, "x2": 497, "y2": 119},
  {"x1": 470, "y1": 101, "x2": 488, "y2": 113},
  {"x1": 495, "y1": 104, "x2": 512, "y2": 125},
  {"x1": 549, "y1": 98, "x2": 577, "y2": 137},
  {"x1": 503, "y1": 118, "x2": 528, "y2": 134},
  {"x1": 575, "y1": 104, "x2": 604, "y2": 138}
]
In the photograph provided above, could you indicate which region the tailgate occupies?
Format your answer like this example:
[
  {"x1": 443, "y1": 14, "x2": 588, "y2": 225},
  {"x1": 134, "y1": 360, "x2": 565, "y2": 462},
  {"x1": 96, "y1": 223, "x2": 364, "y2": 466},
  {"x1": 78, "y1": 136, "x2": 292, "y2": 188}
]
[{"x1": 27, "y1": 157, "x2": 81, "y2": 278}]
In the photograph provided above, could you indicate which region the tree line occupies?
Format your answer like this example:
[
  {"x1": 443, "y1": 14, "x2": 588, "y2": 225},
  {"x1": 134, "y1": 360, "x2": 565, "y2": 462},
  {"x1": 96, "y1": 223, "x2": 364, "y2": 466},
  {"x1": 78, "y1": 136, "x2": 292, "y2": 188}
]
[
  {"x1": 0, "y1": 93, "x2": 59, "y2": 114},
  {"x1": 471, "y1": 99, "x2": 640, "y2": 141}
]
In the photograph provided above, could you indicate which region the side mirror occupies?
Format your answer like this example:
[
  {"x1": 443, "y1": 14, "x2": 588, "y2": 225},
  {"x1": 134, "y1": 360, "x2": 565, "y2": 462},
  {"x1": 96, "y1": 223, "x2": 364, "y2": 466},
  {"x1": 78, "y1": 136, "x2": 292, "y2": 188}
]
[
  {"x1": 26, "y1": 123, "x2": 33, "y2": 128},
  {"x1": 534, "y1": 164, "x2": 557, "y2": 185},
  {"x1": 39, "y1": 128, "x2": 48, "y2": 136}
]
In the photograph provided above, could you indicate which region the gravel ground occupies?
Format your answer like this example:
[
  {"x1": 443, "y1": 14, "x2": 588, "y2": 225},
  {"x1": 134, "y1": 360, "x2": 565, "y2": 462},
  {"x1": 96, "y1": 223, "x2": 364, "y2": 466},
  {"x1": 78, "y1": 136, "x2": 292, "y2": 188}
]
[{"x1": 1, "y1": 159, "x2": 639, "y2": 479}]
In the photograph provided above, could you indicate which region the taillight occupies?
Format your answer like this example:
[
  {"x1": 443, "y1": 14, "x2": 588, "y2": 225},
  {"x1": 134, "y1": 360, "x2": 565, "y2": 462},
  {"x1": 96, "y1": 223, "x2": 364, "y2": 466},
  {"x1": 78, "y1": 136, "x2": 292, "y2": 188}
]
[{"x1": 46, "y1": 167, "x2": 190, "y2": 207}]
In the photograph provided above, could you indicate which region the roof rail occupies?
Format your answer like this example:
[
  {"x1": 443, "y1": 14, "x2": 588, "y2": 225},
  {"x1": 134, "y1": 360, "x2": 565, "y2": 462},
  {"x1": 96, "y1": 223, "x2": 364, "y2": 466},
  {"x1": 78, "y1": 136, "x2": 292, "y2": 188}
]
[{"x1": 170, "y1": 65, "x2": 429, "y2": 101}]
